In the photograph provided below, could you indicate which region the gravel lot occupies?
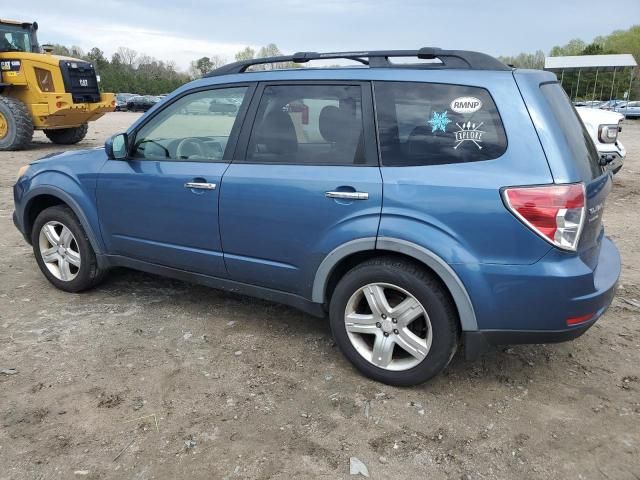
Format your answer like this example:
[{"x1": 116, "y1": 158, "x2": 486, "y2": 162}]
[{"x1": 1, "y1": 112, "x2": 639, "y2": 480}]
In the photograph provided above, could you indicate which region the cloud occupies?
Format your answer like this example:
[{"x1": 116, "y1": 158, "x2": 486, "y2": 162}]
[
  {"x1": 39, "y1": 19, "x2": 251, "y2": 70},
  {"x1": 5, "y1": 0, "x2": 640, "y2": 71}
]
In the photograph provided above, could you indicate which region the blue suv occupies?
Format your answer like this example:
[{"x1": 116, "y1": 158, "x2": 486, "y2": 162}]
[{"x1": 13, "y1": 49, "x2": 620, "y2": 386}]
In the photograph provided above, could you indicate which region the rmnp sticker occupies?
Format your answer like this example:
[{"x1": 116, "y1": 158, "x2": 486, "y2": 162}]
[{"x1": 450, "y1": 96, "x2": 482, "y2": 114}]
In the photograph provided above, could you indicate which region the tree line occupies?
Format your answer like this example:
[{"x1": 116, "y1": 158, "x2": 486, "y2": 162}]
[
  {"x1": 49, "y1": 25, "x2": 639, "y2": 100},
  {"x1": 499, "y1": 25, "x2": 639, "y2": 101},
  {"x1": 48, "y1": 43, "x2": 294, "y2": 95}
]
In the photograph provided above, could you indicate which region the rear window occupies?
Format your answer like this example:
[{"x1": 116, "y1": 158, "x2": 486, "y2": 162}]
[
  {"x1": 540, "y1": 83, "x2": 602, "y2": 180},
  {"x1": 374, "y1": 81, "x2": 507, "y2": 167}
]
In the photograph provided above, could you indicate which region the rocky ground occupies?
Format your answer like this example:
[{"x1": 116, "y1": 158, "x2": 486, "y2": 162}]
[{"x1": 0, "y1": 113, "x2": 638, "y2": 479}]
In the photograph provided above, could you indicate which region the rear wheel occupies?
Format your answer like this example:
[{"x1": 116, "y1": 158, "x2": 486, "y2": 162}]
[
  {"x1": 0, "y1": 95, "x2": 34, "y2": 151},
  {"x1": 31, "y1": 205, "x2": 106, "y2": 292},
  {"x1": 329, "y1": 257, "x2": 459, "y2": 386},
  {"x1": 44, "y1": 124, "x2": 89, "y2": 145}
]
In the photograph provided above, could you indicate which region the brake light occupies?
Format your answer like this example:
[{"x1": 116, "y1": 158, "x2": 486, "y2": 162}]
[{"x1": 502, "y1": 183, "x2": 585, "y2": 251}]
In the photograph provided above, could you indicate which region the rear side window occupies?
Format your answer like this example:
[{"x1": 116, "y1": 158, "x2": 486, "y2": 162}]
[
  {"x1": 245, "y1": 84, "x2": 368, "y2": 165},
  {"x1": 540, "y1": 83, "x2": 602, "y2": 180},
  {"x1": 374, "y1": 81, "x2": 507, "y2": 167}
]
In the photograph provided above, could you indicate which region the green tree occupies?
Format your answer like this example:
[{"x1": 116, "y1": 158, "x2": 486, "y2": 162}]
[{"x1": 235, "y1": 47, "x2": 255, "y2": 62}]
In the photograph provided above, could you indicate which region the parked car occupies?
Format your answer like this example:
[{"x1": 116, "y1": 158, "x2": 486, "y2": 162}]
[
  {"x1": 599, "y1": 100, "x2": 626, "y2": 111},
  {"x1": 126, "y1": 95, "x2": 159, "y2": 112},
  {"x1": 614, "y1": 100, "x2": 640, "y2": 119},
  {"x1": 575, "y1": 100, "x2": 604, "y2": 108},
  {"x1": 576, "y1": 107, "x2": 626, "y2": 174},
  {"x1": 115, "y1": 93, "x2": 135, "y2": 111},
  {"x1": 13, "y1": 48, "x2": 620, "y2": 386}
]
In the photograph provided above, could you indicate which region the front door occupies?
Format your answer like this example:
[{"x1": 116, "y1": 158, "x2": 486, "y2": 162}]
[
  {"x1": 97, "y1": 85, "x2": 253, "y2": 277},
  {"x1": 219, "y1": 82, "x2": 382, "y2": 297}
]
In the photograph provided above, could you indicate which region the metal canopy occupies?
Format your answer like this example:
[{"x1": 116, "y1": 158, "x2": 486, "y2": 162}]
[{"x1": 545, "y1": 54, "x2": 637, "y2": 72}]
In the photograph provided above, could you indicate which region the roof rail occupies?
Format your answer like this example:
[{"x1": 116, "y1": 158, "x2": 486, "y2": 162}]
[{"x1": 204, "y1": 48, "x2": 510, "y2": 77}]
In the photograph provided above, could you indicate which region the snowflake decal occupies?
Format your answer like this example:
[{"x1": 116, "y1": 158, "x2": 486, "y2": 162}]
[{"x1": 427, "y1": 110, "x2": 452, "y2": 133}]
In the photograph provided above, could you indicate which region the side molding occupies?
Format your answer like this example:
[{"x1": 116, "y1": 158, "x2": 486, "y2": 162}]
[{"x1": 312, "y1": 237, "x2": 478, "y2": 331}]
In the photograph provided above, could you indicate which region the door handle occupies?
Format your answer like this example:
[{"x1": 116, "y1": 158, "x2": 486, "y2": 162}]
[
  {"x1": 325, "y1": 191, "x2": 369, "y2": 200},
  {"x1": 184, "y1": 182, "x2": 217, "y2": 190}
]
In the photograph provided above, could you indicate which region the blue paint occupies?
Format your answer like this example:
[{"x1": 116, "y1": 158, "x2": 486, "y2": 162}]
[{"x1": 13, "y1": 64, "x2": 620, "y2": 340}]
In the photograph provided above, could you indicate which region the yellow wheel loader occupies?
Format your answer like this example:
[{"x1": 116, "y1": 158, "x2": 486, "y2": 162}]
[{"x1": 0, "y1": 19, "x2": 114, "y2": 150}]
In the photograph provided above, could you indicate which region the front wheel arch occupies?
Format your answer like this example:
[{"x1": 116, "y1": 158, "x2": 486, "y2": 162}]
[{"x1": 23, "y1": 188, "x2": 104, "y2": 259}]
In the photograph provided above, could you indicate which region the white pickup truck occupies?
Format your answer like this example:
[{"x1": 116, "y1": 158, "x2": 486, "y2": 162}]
[{"x1": 576, "y1": 107, "x2": 626, "y2": 174}]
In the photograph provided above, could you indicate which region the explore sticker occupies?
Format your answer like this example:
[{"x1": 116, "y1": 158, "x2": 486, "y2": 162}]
[
  {"x1": 454, "y1": 122, "x2": 484, "y2": 149},
  {"x1": 450, "y1": 96, "x2": 482, "y2": 114}
]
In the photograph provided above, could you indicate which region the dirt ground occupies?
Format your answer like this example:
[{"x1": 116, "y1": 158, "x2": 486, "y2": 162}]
[{"x1": 0, "y1": 112, "x2": 639, "y2": 480}]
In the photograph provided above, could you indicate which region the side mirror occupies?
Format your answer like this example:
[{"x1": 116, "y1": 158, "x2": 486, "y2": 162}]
[{"x1": 105, "y1": 133, "x2": 128, "y2": 160}]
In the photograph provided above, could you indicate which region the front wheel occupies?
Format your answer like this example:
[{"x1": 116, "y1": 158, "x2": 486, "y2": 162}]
[
  {"x1": 31, "y1": 205, "x2": 106, "y2": 292},
  {"x1": 43, "y1": 124, "x2": 89, "y2": 145},
  {"x1": 329, "y1": 257, "x2": 459, "y2": 386},
  {"x1": 0, "y1": 95, "x2": 34, "y2": 151}
]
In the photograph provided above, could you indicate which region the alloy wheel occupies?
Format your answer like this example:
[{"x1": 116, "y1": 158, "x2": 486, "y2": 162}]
[
  {"x1": 38, "y1": 221, "x2": 81, "y2": 281},
  {"x1": 344, "y1": 282, "x2": 432, "y2": 371}
]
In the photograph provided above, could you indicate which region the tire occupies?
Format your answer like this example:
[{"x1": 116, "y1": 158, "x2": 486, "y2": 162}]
[
  {"x1": 31, "y1": 205, "x2": 106, "y2": 292},
  {"x1": 0, "y1": 95, "x2": 34, "y2": 151},
  {"x1": 43, "y1": 124, "x2": 89, "y2": 145},
  {"x1": 329, "y1": 256, "x2": 459, "y2": 386}
]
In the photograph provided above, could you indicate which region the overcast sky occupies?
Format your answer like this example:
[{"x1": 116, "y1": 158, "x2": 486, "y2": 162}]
[{"x1": 7, "y1": 1, "x2": 640, "y2": 70}]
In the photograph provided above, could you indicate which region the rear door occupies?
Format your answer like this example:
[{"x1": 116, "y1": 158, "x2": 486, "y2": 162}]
[{"x1": 218, "y1": 82, "x2": 382, "y2": 297}]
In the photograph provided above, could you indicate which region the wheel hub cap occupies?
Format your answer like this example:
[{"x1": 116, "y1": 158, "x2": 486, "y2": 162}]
[{"x1": 380, "y1": 318, "x2": 394, "y2": 333}]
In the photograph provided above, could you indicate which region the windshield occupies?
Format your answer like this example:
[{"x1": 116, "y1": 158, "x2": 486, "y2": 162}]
[{"x1": 0, "y1": 23, "x2": 34, "y2": 53}]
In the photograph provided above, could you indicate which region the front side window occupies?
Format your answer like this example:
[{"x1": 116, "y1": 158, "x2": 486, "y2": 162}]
[
  {"x1": 246, "y1": 84, "x2": 367, "y2": 165},
  {"x1": 374, "y1": 81, "x2": 507, "y2": 167},
  {"x1": 132, "y1": 86, "x2": 248, "y2": 162}
]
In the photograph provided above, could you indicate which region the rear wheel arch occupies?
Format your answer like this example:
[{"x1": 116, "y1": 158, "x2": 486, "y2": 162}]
[{"x1": 313, "y1": 237, "x2": 477, "y2": 331}]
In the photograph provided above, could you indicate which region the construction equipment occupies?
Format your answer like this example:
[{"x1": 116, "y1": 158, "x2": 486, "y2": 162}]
[{"x1": 0, "y1": 19, "x2": 115, "y2": 150}]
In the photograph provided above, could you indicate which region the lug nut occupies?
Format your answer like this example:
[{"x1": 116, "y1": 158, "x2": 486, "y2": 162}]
[
  {"x1": 376, "y1": 322, "x2": 381, "y2": 328},
  {"x1": 392, "y1": 318, "x2": 397, "y2": 324},
  {"x1": 381, "y1": 314, "x2": 387, "y2": 319},
  {"x1": 393, "y1": 329, "x2": 399, "y2": 335},
  {"x1": 383, "y1": 332, "x2": 389, "y2": 337}
]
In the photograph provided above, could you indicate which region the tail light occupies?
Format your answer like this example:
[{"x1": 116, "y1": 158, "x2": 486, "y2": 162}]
[{"x1": 502, "y1": 183, "x2": 585, "y2": 251}]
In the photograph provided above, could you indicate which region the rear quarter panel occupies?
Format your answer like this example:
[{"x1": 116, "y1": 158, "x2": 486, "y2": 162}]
[{"x1": 376, "y1": 70, "x2": 554, "y2": 266}]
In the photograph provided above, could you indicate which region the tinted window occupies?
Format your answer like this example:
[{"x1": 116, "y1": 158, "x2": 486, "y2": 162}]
[
  {"x1": 132, "y1": 87, "x2": 247, "y2": 162},
  {"x1": 540, "y1": 83, "x2": 602, "y2": 180},
  {"x1": 374, "y1": 81, "x2": 507, "y2": 167},
  {"x1": 246, "y1": 84, "x2": 367, "y2": 165}
]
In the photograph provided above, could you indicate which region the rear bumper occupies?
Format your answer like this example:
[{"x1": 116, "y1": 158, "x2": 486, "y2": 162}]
[
  {"x1": 460, "y1": 236, "x2": 620, "y2": 359},
  {"x1": 31, "y1": 92, "x2": 115, "y2": 129},
  {"x1": 464, "y1": 317, "x2": 600, "y2": 360}
]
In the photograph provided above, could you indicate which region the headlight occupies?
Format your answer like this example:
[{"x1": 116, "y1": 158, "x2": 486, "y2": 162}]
[
  {"x1": 17, "y1": 164, "x2": 29, "y2": 181},
  {"x1": 598, "y1": 124, "x2": 619, "y2": 144},
  {"x1": 34, "y1": 67, "x2": 54, "y2": 92}
]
